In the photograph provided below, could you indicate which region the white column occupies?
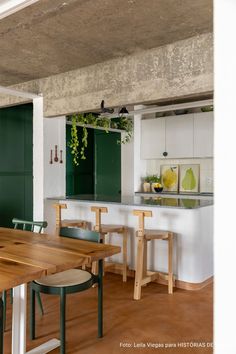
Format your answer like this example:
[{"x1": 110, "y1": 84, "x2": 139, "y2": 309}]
[
  {"x1": 133, "y1": 105, "x2": 147, "y2": 192},
  {"x1": 33, "y1": 97, "x2": 44, "y2": 221},
  {"x1": 121, "y1": 134, "x2": 134, "y2": 196},
  {"x1": 215, "y1": 1, "x2": 236, "y2": 353}
]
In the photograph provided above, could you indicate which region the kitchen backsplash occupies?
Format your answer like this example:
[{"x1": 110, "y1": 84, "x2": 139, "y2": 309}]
[{"x1": 146, "y1": 158, "x2": 214, "y2": 193}]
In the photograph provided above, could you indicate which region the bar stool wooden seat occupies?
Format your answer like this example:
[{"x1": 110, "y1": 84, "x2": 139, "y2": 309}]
[
  {"x1": 133, "y1": 209, "x2": 174, "y2": 300},
  {"x1": 91, "y1": 206, "x2": 128, "y2": 282},
  {"x1": 53, "y1": 203, "x2": 88, "y2": 235}
]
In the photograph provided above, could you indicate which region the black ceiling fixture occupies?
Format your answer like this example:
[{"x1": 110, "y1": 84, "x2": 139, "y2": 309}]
[
  {"x1": 100, "y1": 100, "x2": 114, "y2": 114},
  {"x1": 119, "y1": 106, "x2": 129, "y2": 115}
]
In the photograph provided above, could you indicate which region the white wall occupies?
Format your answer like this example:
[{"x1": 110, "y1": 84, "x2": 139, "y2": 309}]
[
  {"x1": 121, "y1": 105, "x2": 148, "y2": 196},
  {"x1": 43, "y1": 116, "x2": 66, "y2": 198},
  {"x1": 43, "y1": 116, "x2": 66, "y2": 225},
  {"x1": 121, "y1": 134, "x2": 134, "y2": 195}
]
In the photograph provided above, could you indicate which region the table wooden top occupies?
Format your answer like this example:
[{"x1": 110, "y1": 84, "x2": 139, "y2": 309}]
[{"x1": 0, "y1": 227, "x2": 121, "y2": 291}]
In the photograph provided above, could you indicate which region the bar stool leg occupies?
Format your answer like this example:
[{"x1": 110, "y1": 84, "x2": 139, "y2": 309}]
[
  {"x1": 168, "y1": 233, "x2": 173, "y2": 294},
  {"x1": 134, "y1": 236, "x2": 145, "y2": 300},
  {"x1": 142, "y1": 238, "x2": 148, "y2": 286},
  {"x1": 92, "y1": 261, "x2": 98, "y2": 275},
  {"x1": 122, "y1": 229, "x2": 128, "y2": 282}
]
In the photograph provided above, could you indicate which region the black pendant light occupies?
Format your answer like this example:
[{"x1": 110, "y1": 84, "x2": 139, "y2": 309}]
[{"x1": 119, "y1": 107, "x2": 129, "y2": 115}]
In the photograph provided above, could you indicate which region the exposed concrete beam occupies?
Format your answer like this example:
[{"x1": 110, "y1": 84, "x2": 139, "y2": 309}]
[
  {"x1": 0, "y1": 85, "x2": 41, "y2": 99},
  {"x1": 0, "y1": 33, "x2": 213, "y2": 117}
]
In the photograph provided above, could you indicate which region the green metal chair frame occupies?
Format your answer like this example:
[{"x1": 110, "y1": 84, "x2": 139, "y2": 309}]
[
  {"x1": 30, "y1": 227, "x2": 103, "y2": 354},
  {"x1": 2, "y1": 218, "x2": 48, "y2": 330},
  {"x1": 12, "y1": 218, "x2": 47, "y2": 233}
]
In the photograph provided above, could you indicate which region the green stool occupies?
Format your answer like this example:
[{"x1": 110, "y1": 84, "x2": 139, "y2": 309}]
[{"x1": 30, "y1": 227, "x2": 103, "y2": 354}]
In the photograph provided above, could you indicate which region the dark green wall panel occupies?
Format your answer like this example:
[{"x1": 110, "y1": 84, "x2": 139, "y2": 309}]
[
  {"x1": 0, "y1": 104, "x2": 33, "y2": 227},
  {"x1": 0, "y1": 176, "x2": 25, "y2": 226}
]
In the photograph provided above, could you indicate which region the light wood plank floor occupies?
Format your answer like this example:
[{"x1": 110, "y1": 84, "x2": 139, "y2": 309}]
[{"x1": 3, "y1": 273, "x2": 213, "y2": 354}]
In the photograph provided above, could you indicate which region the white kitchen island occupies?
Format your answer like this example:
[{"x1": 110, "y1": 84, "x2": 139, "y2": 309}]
[{"x1": 45, "y1": 195, "x2": 213, "y2": 289}]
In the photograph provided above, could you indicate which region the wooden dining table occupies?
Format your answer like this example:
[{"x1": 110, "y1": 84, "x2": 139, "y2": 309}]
[{"x1": 0, "y1": 227, "x2": 121, "y2": 354}]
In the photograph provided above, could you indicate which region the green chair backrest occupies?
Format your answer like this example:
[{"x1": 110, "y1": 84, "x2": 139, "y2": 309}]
[
  {"x1": 60, "y1": 227, "x2": 100, "y2": 243},
  {"x1": 12, "y1": 218, "x2": 47, "y2": 233}
]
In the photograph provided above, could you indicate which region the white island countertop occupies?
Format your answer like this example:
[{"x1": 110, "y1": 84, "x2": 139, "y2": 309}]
[{"x1": 45, "y1": 195, "x2": 213, "y2": 289}]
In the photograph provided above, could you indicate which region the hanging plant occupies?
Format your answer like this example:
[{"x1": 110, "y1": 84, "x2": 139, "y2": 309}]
[
  {"x1": 67, "y1": 113, "x2": 133, "y2": 166},
  {"x1": 68, "y1": 115, "x2": 80, "y2": 165},
  {"x1": 116, "y1": 116, "x2": 133, "y2": 144}
]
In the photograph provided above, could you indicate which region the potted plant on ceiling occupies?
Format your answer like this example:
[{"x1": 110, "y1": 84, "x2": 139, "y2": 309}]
[{"x1": 67, "y1": 112, "x2": 133, "y2": 166}]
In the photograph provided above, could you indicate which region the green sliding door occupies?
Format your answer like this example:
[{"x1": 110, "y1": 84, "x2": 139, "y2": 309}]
[
  {"x1": 66, "y1": 125, "x2": 94, "y2": 196},
  {"x1": 94, "y1": 130, "x2": 121, "y2": 196},
  {"x1": 66, "y1": 125, "x2": 121, "y2": 196},
  {"x1": 0, "y1": 104, "x2": 33, "y2": 227}
]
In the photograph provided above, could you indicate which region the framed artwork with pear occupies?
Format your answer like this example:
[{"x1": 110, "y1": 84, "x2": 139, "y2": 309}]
[
  {"x1": 161, "y1": 165, "x2": 179, "y2": 192},
  {"x1": 179, "y1": 164, "x2": 200, "y2": 193}
]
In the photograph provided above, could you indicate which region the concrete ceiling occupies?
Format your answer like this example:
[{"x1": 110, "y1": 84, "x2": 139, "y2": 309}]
[{"x1": 0, "y1": 0, "x2": 213, "y2": 86}]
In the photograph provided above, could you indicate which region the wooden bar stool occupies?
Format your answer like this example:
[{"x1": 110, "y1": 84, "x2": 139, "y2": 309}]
[
  {"x1": 91, "y1": 206, "x2": 128, "y2": 282},
  {"x1": 53, "y1": 203, "x2": 88, "y2": 235},
  {"x1": 133, "y1": 209, "x2": 174, "y2": 300}
]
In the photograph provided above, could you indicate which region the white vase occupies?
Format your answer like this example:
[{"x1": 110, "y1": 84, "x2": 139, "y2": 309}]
[{"x1": 143, "y1": 182, "x2": 151, "y2": 193}]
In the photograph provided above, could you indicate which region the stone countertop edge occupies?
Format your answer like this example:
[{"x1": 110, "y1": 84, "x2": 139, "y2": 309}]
[
  {"x1": 46, "y1": 195, "x2": 213, "y2": 209},
  {"x1": 135, "y1": 192, "x2": 214, "y2": 196}
]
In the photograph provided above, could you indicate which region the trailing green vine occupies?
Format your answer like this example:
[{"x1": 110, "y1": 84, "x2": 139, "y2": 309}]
[
  {"x1": 68, "y1": 115, "x2": 79, "y2": 165},
  {"x1": 67, "y1": 112, "x2": 133, "y2": 166}
]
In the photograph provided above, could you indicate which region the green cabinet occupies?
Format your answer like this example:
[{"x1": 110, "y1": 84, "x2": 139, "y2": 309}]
[{"x1": 0, "y1": 104, "x2": 33, "y2": 227}]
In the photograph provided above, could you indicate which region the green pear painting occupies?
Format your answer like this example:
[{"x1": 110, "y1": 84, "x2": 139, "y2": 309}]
[
  {"x1": 179, "y1": 164, "x2": 199, "y2": 193},
  {"x1": 182, "y1": 168, "x2": 196, "y2": 190}
]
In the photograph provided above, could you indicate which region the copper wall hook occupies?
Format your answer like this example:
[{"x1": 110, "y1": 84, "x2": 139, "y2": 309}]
[
  {"x1": 60, "y1": 150, "x2": 63, "y2": 164},
  {"x1": 50, "y1": 150, "x2": 53, "y2": 164},
  {"x1": 54, "y1": 145, "x2": 59, "y2": 162}
]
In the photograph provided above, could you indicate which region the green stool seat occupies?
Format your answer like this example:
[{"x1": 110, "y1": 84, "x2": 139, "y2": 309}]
[{"x1": 35, "y1": 269, "x2": 92, "y2": 287}]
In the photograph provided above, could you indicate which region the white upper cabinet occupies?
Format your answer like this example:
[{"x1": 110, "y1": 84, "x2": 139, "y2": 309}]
[
  {"x1": 140, "y1": 112, "x2": 213, "y2": 159},
  {"x1": 193, "y1": 112, "x2": 214, "y2": 157},
  {"x1": 165, "y1": 114, "x2": 194, "y2": 158},
  {"x1": 141, "y1": 118, "x2": 165, "y2": 159}
]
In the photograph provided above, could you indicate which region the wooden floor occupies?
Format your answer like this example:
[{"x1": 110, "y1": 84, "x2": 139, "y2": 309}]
[{"x1": 3, "y1": 273, "x2": 213, "y2": 354}]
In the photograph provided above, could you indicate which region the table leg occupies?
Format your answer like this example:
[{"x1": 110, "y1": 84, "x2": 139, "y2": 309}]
[
  {"x1": 12, "y1": 284, "x2": 60, "y2": 354},
  {"x1": 98, "y1": 259, "x2": 103, "y2": 338},
  {"x1": 12, "y1": 284, "x2": 27, "y2": 354},
  {"x1": 0, "y1": 297, "x2": 3, "y2": 354}
]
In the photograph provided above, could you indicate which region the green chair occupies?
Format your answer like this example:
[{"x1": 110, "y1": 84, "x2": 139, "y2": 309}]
[
  {"x1": 30, "y1": 227, "x2": 103, "y2": 354},
  {"x1": 2, "y1": 218, "x2": 47, "y2": 330}
]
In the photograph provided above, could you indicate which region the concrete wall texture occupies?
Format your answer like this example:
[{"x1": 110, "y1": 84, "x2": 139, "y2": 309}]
[{"x1": 0, "y1": 33, "x2": 213, "y2": 117}]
